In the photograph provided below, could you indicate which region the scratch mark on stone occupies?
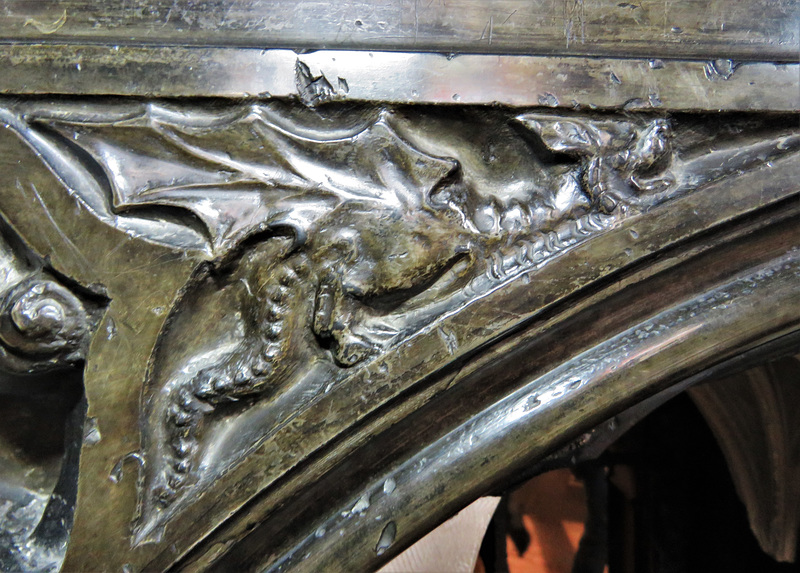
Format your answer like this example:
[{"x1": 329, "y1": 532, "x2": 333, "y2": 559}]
[
  {"x1": 414, "y1": 0, "x2": 419, "y2": 42},
  {"x1": 564, "y1": 0, "x2": 586, "y2": 49},
  {"x1": 25, "y1": 182, "x2": 93, "y2": 276},
  {"x1": 23, "y1": 9, "x2": 67, "y2": 34},
  {"x1": 112, "y1": 253, "x2": 176, "y2": 278},
  {"x1": 443, "y1": 364, "x2": 464, "y2": 391},
  {"x1": 437, "y1": 326, "x2": 458, "y2": 355}
]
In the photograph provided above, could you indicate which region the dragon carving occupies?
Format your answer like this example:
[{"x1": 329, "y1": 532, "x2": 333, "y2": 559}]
[{"x1": 2, "y1": 99, "x2": 796, "y2": 539}]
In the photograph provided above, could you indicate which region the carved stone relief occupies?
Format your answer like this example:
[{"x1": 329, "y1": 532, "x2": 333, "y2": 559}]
[{"x1": 0, "y1": 98, "x2": 797, "y2": 565}]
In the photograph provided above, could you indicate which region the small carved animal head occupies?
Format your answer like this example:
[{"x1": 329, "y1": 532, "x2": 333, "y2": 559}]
[{"x1": 516, "y1": 113, "x2": 674, "y2": 210}]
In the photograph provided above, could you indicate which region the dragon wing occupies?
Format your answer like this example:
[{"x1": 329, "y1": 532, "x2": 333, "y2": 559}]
[{"x1": 5, "y1": 101, "x2": 457, "y2": 258}]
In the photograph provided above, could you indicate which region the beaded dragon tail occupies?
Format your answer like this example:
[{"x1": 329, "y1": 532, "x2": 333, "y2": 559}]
[{"x1": 156, "y1": 250, "x2": 315, "y2": 507}]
